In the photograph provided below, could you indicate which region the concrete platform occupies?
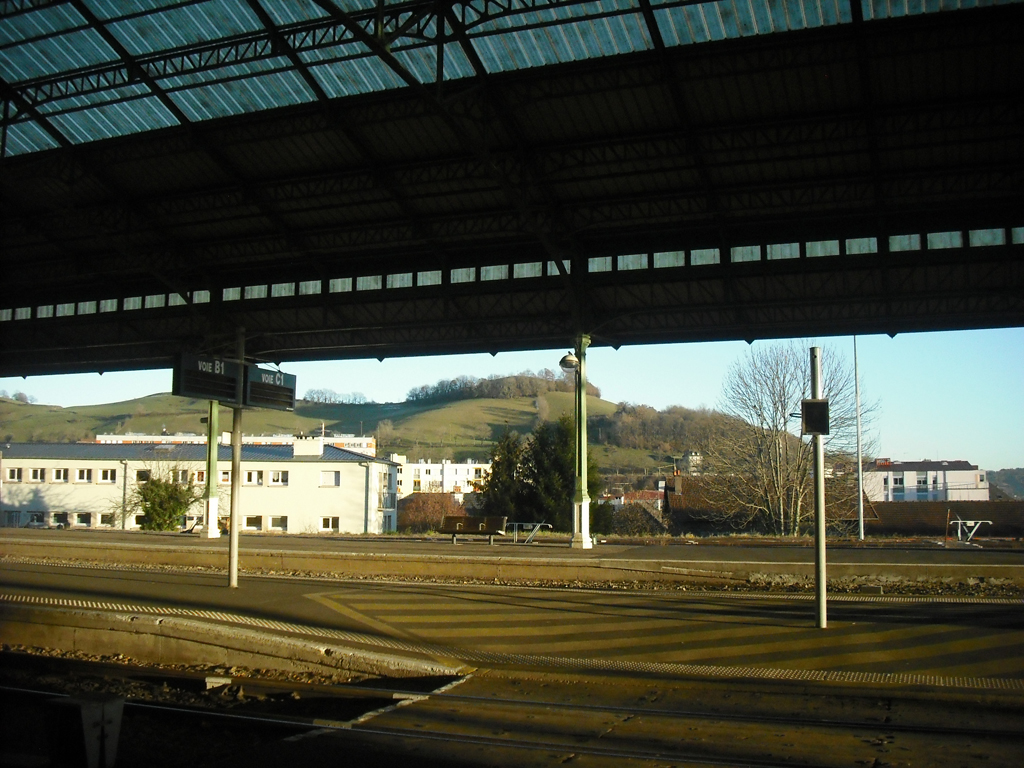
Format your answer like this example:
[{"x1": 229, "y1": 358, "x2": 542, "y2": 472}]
[{"x1": 2, "y1": 534, "x2": 1023, "y2": 692}]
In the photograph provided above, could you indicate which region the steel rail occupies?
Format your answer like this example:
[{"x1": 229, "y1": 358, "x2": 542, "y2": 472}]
[{"x1": 3, "y1": 658, "x2": 1022, "y2": 742}]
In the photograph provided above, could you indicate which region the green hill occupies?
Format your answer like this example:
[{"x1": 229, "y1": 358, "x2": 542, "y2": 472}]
[
  {"x1": 0, "y1": 391, "x2": 628, "y2": 466},
  {"x1": 989, "y1": 468, "x2": 1024, "y2": 500}
]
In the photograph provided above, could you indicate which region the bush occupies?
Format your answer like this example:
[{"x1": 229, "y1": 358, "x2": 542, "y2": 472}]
[
  {"x1": 397, "y1": 493, "x2": 464, "y2": 533},
  {"x1": 134, "y1": 476, "x2": 202, "y2": 531},
  {"x1": 613, "y1": 502, "x2": 667, "y2": 536}
]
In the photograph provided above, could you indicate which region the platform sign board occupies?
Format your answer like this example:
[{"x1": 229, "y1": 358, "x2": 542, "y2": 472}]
[
  {"x1": 801, "y1": 398, "x2": 830, "y2": 436},
  {"x1": 173, "y1": 354, "x2": 242, "y2": 403},
  {"x1": 245, "y1": 365, "x2": 296, "y2": 411}
]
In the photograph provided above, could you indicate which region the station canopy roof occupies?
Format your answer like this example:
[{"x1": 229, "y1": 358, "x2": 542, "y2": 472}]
[
  {"x1": 1, "y1": 1, "x2": 1021, "y2": 376},
  {"x1": 2, "y1": 0, "x2": 1014, "y2": 156}
]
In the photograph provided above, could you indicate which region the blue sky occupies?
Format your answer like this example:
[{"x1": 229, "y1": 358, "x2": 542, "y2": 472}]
[{"x1": 2, "y1": 328, "x2": 1021, "y2": 471}]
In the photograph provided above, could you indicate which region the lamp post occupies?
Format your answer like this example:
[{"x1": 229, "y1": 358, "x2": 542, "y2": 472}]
[{"x1": 560, "y1": 334, "x2": 593, "y2": 550}]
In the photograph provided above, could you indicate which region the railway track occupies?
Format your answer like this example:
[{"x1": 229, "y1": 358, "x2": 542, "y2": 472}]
[{"x1": 2, "y1": 651, "x2": 1021, "y2": 767}]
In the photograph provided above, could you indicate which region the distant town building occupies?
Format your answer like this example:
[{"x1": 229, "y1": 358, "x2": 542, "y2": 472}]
[
  {"x1": 604, "y1": 490, "x2": 665, "y2": 513},
  {"x1": 96, "y1": 433, "x2": 377, "y2": 454},
  {"x1": 863, "y1": 458, "x2": 989, "y2": 502},
  {"x1": 388, "y1": 455, "x2": 491, "y2": 502},
  {"x1": 674, "y1": 450, "x2": 703, "y2": 475},
  {"x1": 1, "y1": 441, "x2": 397, "y2": 534}
]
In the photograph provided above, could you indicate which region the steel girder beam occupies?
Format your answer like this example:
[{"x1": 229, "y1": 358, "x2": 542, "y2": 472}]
[{"x1": 2, "y1": 243, "x2": 1020, "y2": 377}]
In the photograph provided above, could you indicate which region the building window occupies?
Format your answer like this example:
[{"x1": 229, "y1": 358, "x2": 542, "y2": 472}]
[
  {"x1": 320, "y1": 471, "x2": 340, "y2": 486},
  {"x1": 220, "y1": 470, "x2": 231, "y2": 484},
  {"x1": 136, "y1": 470, "x2": 150, "y2": 483},
  {"x1": 52, "y1": 468, "x2": 69, "y2": 482},
  {"x1": 270, "y1": 471, "x2": 288, "y2": 486},
  {"x1": 413, "y1": 480, "x2": 421, "y2": 492},
  {"x1": 174, "y1": 470, "x2": 189, "y2": 484},
  {"x1": 100, "y1": 514, "x2": 114, "y2": 526},
  {"x1": 916, "y1": 474, "x2": 928, "y2": 488},
  {"x1": 195, "y1": 470, "x2": 206, "y2": 484},
  {"x1": 77, "y1": 469, "x2": 92, "y2": 483},
  {"x1": 244, "y1": 470, "x2": 263, "y2": 486},
  {"x1": 7, "y1": 468, "x2": 22, "y2": 482},
  {"x1": 76, "y1": 513, "x2": 90, "y2": 526},
  {"x1": 100, "y1": 468, "x2": 117, "y2": 483},
  {"x1": 30, "y1": 468, "x2": 45, "y2": 482},
  {"x1": 321, "y1": 516, "x2": 339, "y2": 532},
  {"x1": 244, "y1": 516, "x2": 262, "y2": 530},
  {"x1": 474, "y1": 468, "x2": 483, "y2": 479},
  {"x1": 270, "y1": 516, "x2": 288, "y2": 531}
]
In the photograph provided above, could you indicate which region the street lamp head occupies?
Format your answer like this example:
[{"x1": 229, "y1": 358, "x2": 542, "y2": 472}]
[{"x1": 559, "y1": 352, "x2": 579, "y2": 373}]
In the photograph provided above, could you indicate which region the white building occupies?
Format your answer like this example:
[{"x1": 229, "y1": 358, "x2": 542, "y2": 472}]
[
  {"x1": 0, "y1": 440, "x2": 398, "y2": 534},
  {"x1": 96, "y1": 433, "x2": 377, "y2": 454},
  {"x1": 863, "y1": 458, "x2": 989, "y2": 503},
  {"x1": 388, "y1": 455, "x2": 490, "y2": 501}
]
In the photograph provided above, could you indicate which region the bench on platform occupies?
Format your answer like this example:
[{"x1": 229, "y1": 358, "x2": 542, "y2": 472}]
[{"x1": 440, "y1": 515, "x2": 507, "y2": 545}]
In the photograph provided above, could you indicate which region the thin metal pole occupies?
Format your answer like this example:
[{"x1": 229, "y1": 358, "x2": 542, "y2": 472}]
[
  {"x1": 811, "y1": 347, "x2": 827, "y2": 629},
  {"x1": 228, "y1": 329, "x2": 244, "y2": 588},
  {"x1": 855, "y1": 337, "x2": 864, "y2": 541}
]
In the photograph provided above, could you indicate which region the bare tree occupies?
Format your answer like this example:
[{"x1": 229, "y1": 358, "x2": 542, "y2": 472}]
[
  {"x1": 696, "y1": 341, "x2": 875, "y2": 536},
  {"x1": 375, "y1": 418, "x2": 395, "y2": 446}
]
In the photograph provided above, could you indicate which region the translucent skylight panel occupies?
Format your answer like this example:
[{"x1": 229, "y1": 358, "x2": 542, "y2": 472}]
[
  {"x1": 0, "y1": 27, "x2": 117, "y2": 81},
  {"x1": 309, "y1": 57, "x2": 408, "y2": 97},
  {"x1": 37, "y1": 81, "x2": 155, "y2": 113},
  {"x1": 161, "y1": 62, "x2": 315, "y2": 120},
  {"x1": 261, "y1": 0, "x2": 332, "y2": 26},
  {"x1": 1, "y1": 120, "x2": 61, "y2": 156},
  {"x1": 655, "y1": 0, "x2": 853, "y2": 46},
  {"x1": 0, "y1": 1, "x2": 85, "y2": 46},
  {"x1": 392, "y1": 40, "x2": 477, "y2": 85},
  {"x1": 472, "y1": 1, "x2": 651, "y2": 74},
  {"x1": 108, "y1": 0, "x2": 263, "y2": 56},
  {"x1": 718, "y1": 0, "x2": 766, "y2": 37},
  {"x1": 45, "y1": 95, "x2": 181, "y2": 143}
]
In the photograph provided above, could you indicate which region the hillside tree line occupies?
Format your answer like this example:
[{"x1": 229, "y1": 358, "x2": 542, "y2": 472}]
[{"x1": 406, "y1": 371, "x2": 600, "y2": 404}]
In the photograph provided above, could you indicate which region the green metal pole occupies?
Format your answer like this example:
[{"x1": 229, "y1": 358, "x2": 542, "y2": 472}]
[
  {"x1": 571, "y1": 334, "x2": 592, "y2": 549},
  {"x1": 204, "y1": 400, "x2": 219, "y2": 538},
  {"x1": 229, "y1": 328, "x2": 244, "y2": 588}
]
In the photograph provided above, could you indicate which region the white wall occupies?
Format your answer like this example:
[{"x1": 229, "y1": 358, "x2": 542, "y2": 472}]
[{"x1": 1, "y1": 454, "x2": 395, "y2": 534}]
